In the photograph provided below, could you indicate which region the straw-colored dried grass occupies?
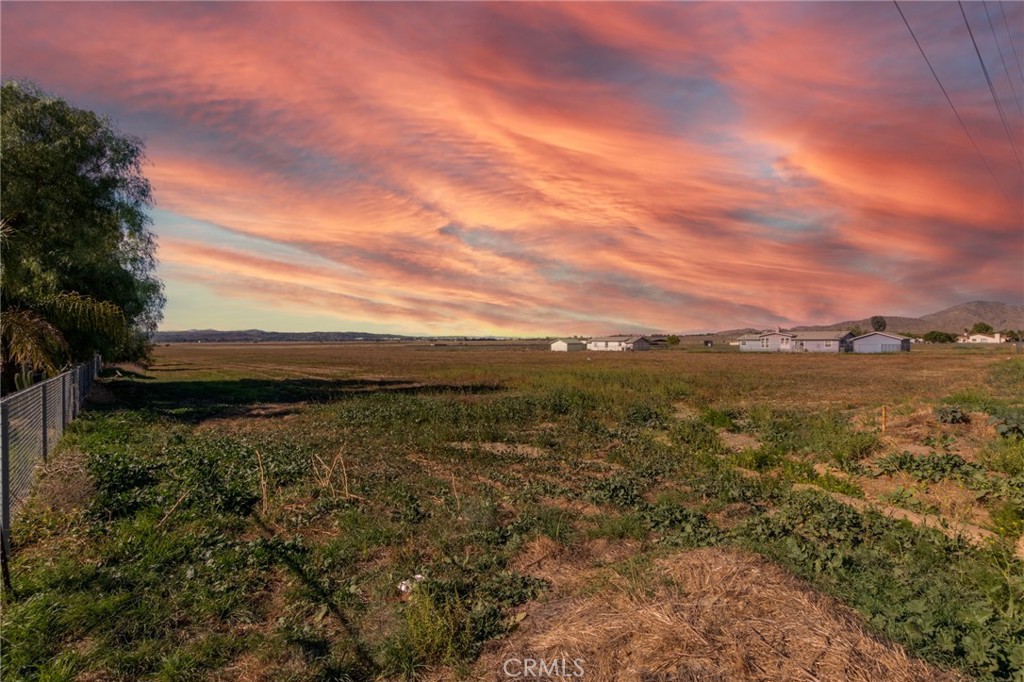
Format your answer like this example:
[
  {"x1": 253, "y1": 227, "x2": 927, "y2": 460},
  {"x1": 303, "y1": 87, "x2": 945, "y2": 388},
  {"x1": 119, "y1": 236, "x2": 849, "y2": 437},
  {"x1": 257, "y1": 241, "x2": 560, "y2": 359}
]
[{"x1": 477, "y1": 548, "x2": 961, "y2": 681}]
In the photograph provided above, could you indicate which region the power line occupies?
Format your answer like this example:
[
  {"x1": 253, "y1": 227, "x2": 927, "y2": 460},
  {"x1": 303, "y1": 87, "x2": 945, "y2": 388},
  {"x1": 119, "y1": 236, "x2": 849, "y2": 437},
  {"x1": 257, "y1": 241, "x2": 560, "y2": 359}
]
[
  {"x1": 982, "y1": 1, "x2": 1022, "y2": 115},
  {"x1": 893, "y1": 1, "x2": 1010, "y2": 199},
  {"x1": 958, "y1": 0, "x2": 1024, "y2": 172},
  {"x1": 997, "y1": 1, "x2": 1024, "y2": 86}
]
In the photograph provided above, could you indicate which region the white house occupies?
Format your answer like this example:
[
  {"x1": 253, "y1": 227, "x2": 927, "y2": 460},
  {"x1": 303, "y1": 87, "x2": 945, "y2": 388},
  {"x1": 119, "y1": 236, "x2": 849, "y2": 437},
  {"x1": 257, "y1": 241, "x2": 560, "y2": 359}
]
[
  {"x1": 586, "y1": 336, "x2": 651, "y2": 351},
  {"x1": 790, "y1": 331, "x2": 853, "y2": 352},
  {"x1": 958, "y1": 333, "x2": 1003, "y2": 344},
  {"x1": 550, "y1": 339, "x2": 586, "y2": 352},
  {"x1": 738, "y1": 331, "x2": 793, "y2": 352},
  {"x1": 850, "y1": 331, "x2": 911, "y2": 353},
  {"x1": 738, "y1": 330, "x2": 852, "y2": 352}
]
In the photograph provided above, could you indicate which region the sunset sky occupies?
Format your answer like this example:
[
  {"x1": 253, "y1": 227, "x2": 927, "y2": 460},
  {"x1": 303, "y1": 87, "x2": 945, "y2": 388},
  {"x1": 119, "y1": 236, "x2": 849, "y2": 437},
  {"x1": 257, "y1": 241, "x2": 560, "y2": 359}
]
[{"x1": 3, "y1": 2, "x2": 1022, "y2": 336}]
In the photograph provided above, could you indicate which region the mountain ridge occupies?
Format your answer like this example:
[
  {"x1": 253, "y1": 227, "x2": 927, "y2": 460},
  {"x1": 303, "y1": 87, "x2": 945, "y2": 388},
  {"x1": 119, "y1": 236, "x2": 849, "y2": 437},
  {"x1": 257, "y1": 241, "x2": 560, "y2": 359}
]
[
  {"x1": 153, "y1": 301, "x2": 1024, "y2": 342},
  {"x1": 789, "y1": 300, "x2": 1024, "y2": 335}
]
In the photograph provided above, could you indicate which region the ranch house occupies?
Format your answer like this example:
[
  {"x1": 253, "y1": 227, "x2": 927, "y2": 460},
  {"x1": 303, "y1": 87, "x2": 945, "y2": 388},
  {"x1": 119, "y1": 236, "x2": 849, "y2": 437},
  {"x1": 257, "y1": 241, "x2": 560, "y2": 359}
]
[
  {"x1": 586, "y1": 336, "x2": 651, "y2": 351},
  {"x1": 958, "y1": 333, "x2": 1003, "y2": 344},
  {"x1": 737, "y1": 331, "x2": 852, "y2": 352}
]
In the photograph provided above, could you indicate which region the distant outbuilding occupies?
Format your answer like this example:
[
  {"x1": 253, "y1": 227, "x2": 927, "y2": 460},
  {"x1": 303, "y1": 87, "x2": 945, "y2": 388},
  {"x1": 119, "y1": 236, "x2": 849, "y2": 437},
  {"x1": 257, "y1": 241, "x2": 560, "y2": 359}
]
[
  {"x1": 850, "y1": 331, "x2": 911, "y2": 353},
  {"x1": 551, "y1": 339, "x2": 586, "y2": 352}
]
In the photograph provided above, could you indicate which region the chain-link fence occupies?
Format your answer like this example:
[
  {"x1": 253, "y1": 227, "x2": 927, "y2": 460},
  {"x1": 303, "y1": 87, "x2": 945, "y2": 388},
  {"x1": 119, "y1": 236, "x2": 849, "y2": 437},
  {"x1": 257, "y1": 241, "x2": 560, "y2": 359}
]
[{"x1": 1, "y1": 355, "x2": 101, "y2": 554}]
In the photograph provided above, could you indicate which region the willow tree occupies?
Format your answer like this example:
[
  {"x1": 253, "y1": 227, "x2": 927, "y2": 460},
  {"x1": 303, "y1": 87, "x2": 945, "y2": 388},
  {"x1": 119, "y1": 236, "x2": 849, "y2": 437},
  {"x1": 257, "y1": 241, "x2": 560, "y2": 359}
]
[{"x1": 0, "y1": 81, "x2": 164, "y2": 392}]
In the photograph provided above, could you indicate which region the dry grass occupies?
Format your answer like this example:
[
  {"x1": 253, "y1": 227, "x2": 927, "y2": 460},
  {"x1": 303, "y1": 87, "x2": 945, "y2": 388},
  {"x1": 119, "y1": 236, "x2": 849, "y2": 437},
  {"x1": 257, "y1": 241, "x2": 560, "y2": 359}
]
[
  {"x1": 8, "y1": 342, "x2": 1017, "y2": 681},
  {"x1": 478, "y1": 548, "x2": 963, "y2": 682},
  {"x1": 791, "y1": 483, "x2": 999, "y2": 549},
  {"x1": 152, "y1": 342, "x2": 1013, "y2": 409},
  {"x1": 877, "y1": 407, "x2": 999, "y2": 464}
]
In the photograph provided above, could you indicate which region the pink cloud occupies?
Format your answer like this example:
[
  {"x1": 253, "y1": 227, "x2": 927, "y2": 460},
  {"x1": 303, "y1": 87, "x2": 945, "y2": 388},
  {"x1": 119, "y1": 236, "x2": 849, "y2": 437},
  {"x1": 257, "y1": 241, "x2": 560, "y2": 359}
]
[{"x1": 2, "y1": 2, "x2": 1021, "y2": 333}]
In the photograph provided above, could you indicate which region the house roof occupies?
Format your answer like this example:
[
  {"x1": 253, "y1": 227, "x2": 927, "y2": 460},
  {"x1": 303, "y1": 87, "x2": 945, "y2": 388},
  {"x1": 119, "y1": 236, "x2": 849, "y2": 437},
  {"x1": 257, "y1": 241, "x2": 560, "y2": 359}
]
[
  {"x1": 589, "y1": 335, "x2": 649, "y2": 343},
  {"x1": 790, "y1": 331, "x2": 851, "y2": 341},
  {"x1": 738, "y1": 329, "x2": 856, "y2": 342},
  {"x1": 850, "y1": 331, "x2": 908, "y2": 341},
  {"x1": 552, "y1": 339, "x2": 585, "y2": 344},
  {"x1": 738, "y1": 331, "x2": 795, "y2": 340}
]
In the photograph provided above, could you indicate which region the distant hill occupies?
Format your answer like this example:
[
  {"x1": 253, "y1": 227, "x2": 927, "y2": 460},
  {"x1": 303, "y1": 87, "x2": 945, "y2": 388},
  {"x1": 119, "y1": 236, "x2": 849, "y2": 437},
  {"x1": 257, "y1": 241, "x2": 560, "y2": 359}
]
[
  {"x1": 918, "y1": 301, "x2": 1024, "y2": 332},
  {"x1": 152, "y1": 329, "x2": 414, "y2": 343},
  {"x1": 156, "y1": 301, "x2": 1022, "y2": 344},
  {"x1": 791, "y1": 301, "x2": 1024, "y2": 335}
]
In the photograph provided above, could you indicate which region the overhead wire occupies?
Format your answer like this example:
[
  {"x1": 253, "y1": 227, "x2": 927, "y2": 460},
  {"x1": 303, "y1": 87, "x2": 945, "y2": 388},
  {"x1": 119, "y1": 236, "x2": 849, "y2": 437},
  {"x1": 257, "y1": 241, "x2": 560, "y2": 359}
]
[
  {"x1": 893, "y1": 1, "x2": 1010, "y2": 200},
  {"x1": 996, "y1": 1, "x2": 1024, "y2": 86},
  {"x1": 982, "y1": 1, "x2": 1022, "y2": 115},
  {"x1": 958, "y1": 0, "x2": 1024, "y2": 172}
]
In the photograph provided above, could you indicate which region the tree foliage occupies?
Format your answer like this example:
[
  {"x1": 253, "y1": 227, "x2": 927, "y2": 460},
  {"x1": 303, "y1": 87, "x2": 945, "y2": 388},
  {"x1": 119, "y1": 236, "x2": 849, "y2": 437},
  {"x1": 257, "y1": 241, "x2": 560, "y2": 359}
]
[
  {"x1": 923, "y1": 331, "x2": 958, "y2": 344},
  {"x1": 969, "y1": 322, "x2": 994, "y2": 335},
  {"x1": 1, "y1": 81, "x2": 163, "y2": 389},
  {"x1": 870, "y1": 315, "x2": 887, "y2": 332}
]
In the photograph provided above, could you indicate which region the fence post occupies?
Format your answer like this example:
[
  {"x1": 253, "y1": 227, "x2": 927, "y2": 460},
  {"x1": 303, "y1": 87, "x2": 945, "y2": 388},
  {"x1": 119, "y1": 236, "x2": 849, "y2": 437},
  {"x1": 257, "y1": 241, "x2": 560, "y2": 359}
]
[
  {"x1": 72, "y1": 371, "x2": 78, "y2": 419},
  {"x1": 61, "y1": 374, "x2": 68, "y2": 430},
  {"x1": 41, "y1": 383, "x2": 48, "y2": 464},
  {"x1": 2, "y1": 402, "x2": 11, "y2": 560}
]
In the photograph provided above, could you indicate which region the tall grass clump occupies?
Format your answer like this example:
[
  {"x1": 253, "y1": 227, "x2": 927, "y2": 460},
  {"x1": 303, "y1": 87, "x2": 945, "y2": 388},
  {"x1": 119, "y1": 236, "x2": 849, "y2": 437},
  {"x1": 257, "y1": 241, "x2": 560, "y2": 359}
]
[{"x1": 748, "y1": 409, "x2": 877, "y2": 468}]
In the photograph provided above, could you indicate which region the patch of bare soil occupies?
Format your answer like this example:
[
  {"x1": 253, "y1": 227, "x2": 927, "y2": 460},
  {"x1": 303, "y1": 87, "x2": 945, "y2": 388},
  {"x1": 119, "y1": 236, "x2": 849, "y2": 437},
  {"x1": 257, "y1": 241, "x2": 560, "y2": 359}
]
[
  {"x1": 477, "y1": 548, "x2": 960, "y2": 681},
  {"x1": 246, "y1": 403, "x2": 303, "y2": 419},
  {"x1": 672, "y1": 403, "x2": 700, "y2": 421},
  {"x1": 542, "y1": 496, "x2": 604, "y2": 518},
  {"x1": 707, "y1": 502, "x2": 755, "y2": 530},
  {"x1": 718, "y1": 429, "x2": 761, "y2": 453},
  {"x1": 198, "y1": 403, "x2": 306, "y2": 433}
]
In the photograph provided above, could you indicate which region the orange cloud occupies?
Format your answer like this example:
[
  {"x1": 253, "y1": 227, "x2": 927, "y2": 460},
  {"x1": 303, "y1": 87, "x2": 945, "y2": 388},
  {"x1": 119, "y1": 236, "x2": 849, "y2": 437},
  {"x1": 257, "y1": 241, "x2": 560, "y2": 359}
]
[{"x1": 3, "y1": 2, "x2": 1021, "y2": 333}]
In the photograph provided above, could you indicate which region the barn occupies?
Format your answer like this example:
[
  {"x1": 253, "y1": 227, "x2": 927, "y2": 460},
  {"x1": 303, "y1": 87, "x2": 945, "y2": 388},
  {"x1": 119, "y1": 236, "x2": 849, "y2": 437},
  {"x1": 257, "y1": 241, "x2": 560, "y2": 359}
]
[
  {"x1": 850, "y1": 331, "x2": 911, "y2": 353},
  {"x1": 586, "y1": 336, "x2": 651, "y2": 351},
  {"x1": 550, "y1": 339, "x2": 586, "y2": 352}
]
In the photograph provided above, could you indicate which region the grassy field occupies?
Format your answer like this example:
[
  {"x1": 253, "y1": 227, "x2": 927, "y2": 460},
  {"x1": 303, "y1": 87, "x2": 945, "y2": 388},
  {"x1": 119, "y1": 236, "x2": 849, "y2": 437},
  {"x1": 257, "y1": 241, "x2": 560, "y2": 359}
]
[{"x1": 2, "y1": 342, "x2": 1023, "y2": 681}]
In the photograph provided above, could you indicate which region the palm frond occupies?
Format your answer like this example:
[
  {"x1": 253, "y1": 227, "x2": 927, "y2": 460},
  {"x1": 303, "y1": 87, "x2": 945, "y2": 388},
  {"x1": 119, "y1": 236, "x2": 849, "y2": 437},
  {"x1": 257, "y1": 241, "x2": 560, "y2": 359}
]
[
  {"x1": 39, "y1": 291, "x2": 127, "y2": 339},
  {"x1": 0, "y1": 308, "x2": 68, "y2": 373}
]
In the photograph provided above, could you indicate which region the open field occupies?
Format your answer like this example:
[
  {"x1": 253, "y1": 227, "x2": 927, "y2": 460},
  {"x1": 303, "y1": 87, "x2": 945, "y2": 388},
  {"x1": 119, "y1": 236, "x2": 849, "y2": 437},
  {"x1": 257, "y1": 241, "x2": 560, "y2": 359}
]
[{"x1": 3, "y1": 343, "x2": 1023, "y2": 681}]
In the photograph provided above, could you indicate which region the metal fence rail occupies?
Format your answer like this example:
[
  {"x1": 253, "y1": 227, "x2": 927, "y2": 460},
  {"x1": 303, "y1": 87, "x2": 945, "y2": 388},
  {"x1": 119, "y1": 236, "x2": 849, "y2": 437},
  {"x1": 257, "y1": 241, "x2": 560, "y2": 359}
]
[{"x1": 1, "y1": 355, "x2": 101, "y2": 553}]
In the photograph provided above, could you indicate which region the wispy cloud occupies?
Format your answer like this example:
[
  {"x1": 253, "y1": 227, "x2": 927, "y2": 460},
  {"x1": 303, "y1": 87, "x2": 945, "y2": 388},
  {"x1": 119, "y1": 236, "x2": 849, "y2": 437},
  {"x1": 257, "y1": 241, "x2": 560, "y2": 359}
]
[{"x1": 3, "y1": 2, "x2": 1021, "y2": 333}]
